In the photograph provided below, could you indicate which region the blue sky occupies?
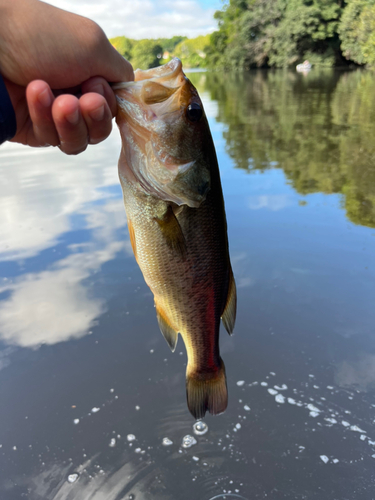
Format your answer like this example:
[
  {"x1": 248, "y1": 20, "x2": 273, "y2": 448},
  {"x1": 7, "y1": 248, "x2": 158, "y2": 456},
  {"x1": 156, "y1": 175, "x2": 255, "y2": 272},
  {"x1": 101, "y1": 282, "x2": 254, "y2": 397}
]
[{"x1": 45, "y1": 0, "x2": 225, "y2": 39}]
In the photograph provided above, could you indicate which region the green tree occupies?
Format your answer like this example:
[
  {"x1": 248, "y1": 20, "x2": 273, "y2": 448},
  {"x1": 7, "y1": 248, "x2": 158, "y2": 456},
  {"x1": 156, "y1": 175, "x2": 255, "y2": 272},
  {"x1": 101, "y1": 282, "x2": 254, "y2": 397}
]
[
  {"x1": 208, "y1": 0, "x2": 346, "y2": 69},
  {"x1": 131, "y1": 40, "x2": 163, "y2": 70},
  {"x1": 174, "y1": 35, "x2": 211, "y2": 67},
  {"x1": 110, "y1": 36, "x2": 133, "y2": 60}
]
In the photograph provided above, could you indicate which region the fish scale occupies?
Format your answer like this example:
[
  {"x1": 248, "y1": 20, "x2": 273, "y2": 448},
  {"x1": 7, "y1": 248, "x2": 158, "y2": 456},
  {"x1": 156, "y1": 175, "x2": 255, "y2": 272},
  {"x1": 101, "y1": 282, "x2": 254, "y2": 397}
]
[{"x1": 115, "y1": 58, "x2": 236, "y2": 419}]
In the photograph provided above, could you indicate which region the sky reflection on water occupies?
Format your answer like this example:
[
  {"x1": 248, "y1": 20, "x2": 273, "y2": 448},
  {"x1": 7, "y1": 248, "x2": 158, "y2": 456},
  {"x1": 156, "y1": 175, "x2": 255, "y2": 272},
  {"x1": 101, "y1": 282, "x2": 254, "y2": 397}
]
[{"x1": 0, "y1": 69, "x2": 375, "y2": 499}]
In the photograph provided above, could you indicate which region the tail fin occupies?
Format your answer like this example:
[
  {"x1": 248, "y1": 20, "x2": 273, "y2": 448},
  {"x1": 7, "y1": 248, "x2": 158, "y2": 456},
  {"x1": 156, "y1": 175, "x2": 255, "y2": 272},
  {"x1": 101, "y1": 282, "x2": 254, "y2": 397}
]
[{"x1": 186, "y1": 359, "x2": 228, "y2": 419}]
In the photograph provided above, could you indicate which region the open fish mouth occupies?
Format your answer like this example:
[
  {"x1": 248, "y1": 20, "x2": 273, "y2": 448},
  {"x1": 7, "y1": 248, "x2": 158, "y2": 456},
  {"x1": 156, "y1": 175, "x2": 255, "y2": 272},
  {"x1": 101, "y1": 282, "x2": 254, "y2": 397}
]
[{"x1": 112, "y1": 58, "x2": 185, "y2": 89}]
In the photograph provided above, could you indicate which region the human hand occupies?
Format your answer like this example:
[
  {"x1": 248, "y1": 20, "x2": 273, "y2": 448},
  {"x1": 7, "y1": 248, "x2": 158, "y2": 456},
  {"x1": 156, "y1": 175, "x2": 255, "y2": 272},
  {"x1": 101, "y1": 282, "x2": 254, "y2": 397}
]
[{"x1": 0, "y1": 0, "x2": 134, "y2": 154}]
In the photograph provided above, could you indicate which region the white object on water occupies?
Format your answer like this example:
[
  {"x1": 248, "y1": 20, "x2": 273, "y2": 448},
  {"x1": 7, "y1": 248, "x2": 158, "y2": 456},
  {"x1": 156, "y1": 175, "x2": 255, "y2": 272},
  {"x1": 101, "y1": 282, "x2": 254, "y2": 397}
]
[
  {"x1": 127, "y1": 434, "x2": 136, "y2": 442},
  {"x1": 193, "y1": 421, "x2": 208, "y2": 435},
  {"x1": 67, "y1": 473, "x2": 79, "y2": 483},
  {"x1": 162, "y1": 437, "x2": 173, "y2": 446},
  {"x1": 182, "y1": 435, "x2": 197, "y2": 448}
]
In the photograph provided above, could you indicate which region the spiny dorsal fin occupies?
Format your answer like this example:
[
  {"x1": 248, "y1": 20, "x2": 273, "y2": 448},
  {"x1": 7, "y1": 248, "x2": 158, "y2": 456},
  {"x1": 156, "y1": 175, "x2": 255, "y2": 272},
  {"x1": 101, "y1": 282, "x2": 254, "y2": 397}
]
[
  {"x1": 155, "y1": 303, "x2": 178, "y2": 352},
  {"x1": 154, "y1": 205, "x2": 186, "y2": 258},
  {"x1": 221, "y1": 267, "x2": 237, "y2": 335}
]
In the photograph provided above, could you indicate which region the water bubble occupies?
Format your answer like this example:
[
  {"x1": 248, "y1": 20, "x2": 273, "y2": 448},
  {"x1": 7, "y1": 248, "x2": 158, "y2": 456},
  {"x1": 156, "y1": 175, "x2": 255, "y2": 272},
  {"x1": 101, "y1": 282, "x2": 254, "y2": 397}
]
[
  {"x1": 193, "y1": 421, "x2": 208, "y2": 435},
  {"x1": 127, "y1": 434, "x2": 136, "y2": 442},
  {"x1": 182, "y1": 435, "x2": 197, "y2": 448},
  {"x1": 109, "y1": 438, "x2": 116, "y2": 447},
  {"x1": 67, "y1": 473, "x2": 79, "y2": 483},
  {"x1": 162, "y1": 437, "x2": 173, "y2": 446}
]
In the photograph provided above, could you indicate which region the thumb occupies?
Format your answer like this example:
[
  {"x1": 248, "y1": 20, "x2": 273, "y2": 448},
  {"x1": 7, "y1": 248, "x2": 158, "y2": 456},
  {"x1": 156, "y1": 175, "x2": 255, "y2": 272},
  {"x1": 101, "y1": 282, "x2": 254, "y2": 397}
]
[{"x1": 94, "y1": 38, "x2": 134, "y2": 84}]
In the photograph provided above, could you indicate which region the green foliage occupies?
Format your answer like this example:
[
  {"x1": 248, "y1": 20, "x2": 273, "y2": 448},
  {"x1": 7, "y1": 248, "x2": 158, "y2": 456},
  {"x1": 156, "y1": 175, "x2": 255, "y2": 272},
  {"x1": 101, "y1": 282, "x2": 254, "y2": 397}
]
[
  {"x1": 339, "y1": 0, "x2": 372, "y2": 64},
  {"x1": 131, "y1": 39, "x2": 163, "y2": 70},
  {"x1": 110, "y1": 36, "x2": 134, "y2": 60},
  {"x1": 207, "y1": 0, "x2": 375, "y2": 68},
  {"x1": 189, "y1": 68, "x2": 375, "y2": 227},
  {"x1": 174, "y1": 35, "x2": 211, "y2": 67}
]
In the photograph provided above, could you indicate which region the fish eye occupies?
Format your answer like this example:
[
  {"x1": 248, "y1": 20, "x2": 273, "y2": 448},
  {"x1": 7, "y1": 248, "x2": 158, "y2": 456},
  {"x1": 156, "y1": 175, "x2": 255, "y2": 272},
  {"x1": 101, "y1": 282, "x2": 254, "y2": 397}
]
[{"x1": 186, "y1": 103, "x2": 202, "y2": 122}]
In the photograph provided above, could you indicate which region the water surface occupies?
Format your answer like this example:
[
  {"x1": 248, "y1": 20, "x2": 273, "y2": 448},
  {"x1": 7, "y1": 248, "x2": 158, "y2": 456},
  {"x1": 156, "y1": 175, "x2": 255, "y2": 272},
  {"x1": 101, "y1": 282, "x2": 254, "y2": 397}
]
[{"x1": 0, "y1": 69, "x2": 374, "y2": 499}]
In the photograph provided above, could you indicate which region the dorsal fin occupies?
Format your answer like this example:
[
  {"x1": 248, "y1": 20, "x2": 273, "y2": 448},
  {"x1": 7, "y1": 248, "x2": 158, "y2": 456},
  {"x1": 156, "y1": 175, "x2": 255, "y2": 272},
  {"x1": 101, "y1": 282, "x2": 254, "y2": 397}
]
[
  {"x1": 221, "y1": 267, "x2": 237, "y2": 335},
  {"x1": 154, "y1": 205, "x2": 186, "y2": 258},
  {"x1": 155, "y1": 302, "x2": 178, "y2": 352}
]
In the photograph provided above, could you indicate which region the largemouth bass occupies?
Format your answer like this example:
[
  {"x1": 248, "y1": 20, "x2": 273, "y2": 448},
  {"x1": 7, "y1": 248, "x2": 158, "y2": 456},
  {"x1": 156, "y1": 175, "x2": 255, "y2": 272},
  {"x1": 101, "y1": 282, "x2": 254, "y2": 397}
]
[{"x1": 113, "y1": 58, "x2": 236, "y2": 419}]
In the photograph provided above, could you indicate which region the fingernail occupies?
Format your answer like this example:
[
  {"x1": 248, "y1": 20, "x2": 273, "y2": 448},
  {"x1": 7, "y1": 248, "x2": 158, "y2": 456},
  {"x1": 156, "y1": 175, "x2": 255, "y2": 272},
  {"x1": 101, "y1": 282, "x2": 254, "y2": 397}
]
[
  {"x1": 38, "y1": 88, "x2": 52, "y2": 107},
  {"x1": 66, "y1": 108, "x2": 80, "y2": 125},
  {"x1": 89, "y1": 104, "x2": 105, "y2": 122}
]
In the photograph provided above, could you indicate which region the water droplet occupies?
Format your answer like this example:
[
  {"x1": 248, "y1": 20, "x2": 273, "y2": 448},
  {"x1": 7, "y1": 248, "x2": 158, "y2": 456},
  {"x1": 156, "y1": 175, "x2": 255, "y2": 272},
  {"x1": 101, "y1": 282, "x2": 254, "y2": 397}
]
[
  {"x1": 135, "y1": 406, "x2": 140, "y2": 411},
  {"x1": 67, "y1": 473, "x2": 79, "y2": 483},
  {"x1": 109, "y1": 438, "x2": 116, "y2": 447},
  {"x1": 182, "y1": 435, "x2": 197, "y2": 448},
  {"x1": 193, "y1": 420, "x2": 208, "y2": 435},
  {"x1": 162, "y1": 437, "x2": 173, "y2": 446},
  {"x1": 127, "y1": 434, "x2": 136, "y2": 442}
]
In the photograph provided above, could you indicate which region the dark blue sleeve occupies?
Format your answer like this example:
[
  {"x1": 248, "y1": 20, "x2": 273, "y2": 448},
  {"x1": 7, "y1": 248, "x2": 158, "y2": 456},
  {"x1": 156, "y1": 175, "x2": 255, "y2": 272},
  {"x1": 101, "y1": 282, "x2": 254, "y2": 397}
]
[{"x1": 0, "y1": 74, "x2": 17, "y2": 145}]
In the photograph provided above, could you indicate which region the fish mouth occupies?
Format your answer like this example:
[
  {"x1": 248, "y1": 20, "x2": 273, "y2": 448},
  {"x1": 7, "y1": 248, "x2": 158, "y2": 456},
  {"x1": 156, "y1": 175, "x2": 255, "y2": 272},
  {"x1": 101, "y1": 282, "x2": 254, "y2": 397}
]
[{"x1": 113, "y1": 58, "x2": 192, "y2": 118}]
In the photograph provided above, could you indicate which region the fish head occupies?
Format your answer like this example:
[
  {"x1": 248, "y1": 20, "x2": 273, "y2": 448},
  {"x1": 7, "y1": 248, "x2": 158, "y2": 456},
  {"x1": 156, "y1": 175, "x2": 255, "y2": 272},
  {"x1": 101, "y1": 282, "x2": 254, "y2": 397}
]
[{"x1": 114, "y1": 58, "x2": 212, "y2": 208}]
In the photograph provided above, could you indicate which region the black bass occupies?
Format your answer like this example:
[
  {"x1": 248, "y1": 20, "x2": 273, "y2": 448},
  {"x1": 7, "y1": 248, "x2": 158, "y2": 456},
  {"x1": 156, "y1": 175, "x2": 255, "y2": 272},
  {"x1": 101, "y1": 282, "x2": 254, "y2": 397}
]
[{"x1": 113, "y1": 58, "x2": 236, "y2": 419}]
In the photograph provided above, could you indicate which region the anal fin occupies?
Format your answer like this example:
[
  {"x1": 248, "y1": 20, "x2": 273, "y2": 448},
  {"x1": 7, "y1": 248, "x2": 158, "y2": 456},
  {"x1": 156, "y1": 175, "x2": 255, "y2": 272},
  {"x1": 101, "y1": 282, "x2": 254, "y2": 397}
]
[
  {"x1": 155, "y1": 303, "x2": 178, "y2": 352},
  {"x1": 154, "y1": 205, "x2": 186, "y2": 258},
  {"x1": 221, "y1": 267, "x2": 237, "y2": 335}
]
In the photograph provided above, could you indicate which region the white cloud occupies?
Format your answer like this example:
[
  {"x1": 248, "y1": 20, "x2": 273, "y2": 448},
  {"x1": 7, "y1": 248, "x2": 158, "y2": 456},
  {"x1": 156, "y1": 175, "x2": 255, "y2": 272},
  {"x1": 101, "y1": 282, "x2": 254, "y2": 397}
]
[{"x1": 44, "y1": 0, "x2": 218, "y2": 39}]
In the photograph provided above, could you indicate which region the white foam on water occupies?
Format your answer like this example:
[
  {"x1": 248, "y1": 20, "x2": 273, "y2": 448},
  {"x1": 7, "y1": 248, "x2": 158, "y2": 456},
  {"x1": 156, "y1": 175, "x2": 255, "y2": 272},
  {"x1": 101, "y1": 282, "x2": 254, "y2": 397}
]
[
  {"x1": 73, "y1": 419, "x2": 80, "y2": 425},
  {"x1": 268, "y1": 388, "x2": 278, "y2": 396},
  {"x1": 320, "y1": 455, "x2": 329, "y2": 463},
  {"x1": 236, "y1": 381, "x2": 245, "y2": 387},
  {"x1": 274, "y1": 384, "x2": 288, "y2": 390},
  {"x1": 127, "y1": 434, "x2": 136, "y2": 442},
  {"x1": 162, "y1": 437, "x2": 173, "y2": 446},
  {"x1": 91, "y1": 407, "x2": 100, "y2": 413}
]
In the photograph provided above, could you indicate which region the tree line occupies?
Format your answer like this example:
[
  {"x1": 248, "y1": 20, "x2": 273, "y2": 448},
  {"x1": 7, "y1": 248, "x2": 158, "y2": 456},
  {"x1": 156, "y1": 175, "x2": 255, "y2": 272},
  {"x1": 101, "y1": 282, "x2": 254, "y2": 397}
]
[
  {"x1": 207, "y1": 0, "x2": 375, "y2": 68},
  {"x1": 111, "y1": 0, "x2": 375, "y2": 70}
]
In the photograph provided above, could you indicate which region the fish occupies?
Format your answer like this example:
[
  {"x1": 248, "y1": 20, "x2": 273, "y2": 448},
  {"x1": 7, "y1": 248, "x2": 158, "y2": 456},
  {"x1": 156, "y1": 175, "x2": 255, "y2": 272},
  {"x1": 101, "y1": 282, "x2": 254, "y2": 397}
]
[{"x1": 113, "y1": 58, "x2": 236, "y2": 419}]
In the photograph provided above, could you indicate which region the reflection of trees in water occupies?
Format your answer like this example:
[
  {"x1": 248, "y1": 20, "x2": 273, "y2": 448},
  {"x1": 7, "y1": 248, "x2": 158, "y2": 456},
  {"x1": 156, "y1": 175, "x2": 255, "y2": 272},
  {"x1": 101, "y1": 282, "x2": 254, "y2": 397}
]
[{"x1": 192, "y1": 69, "x2": 375, "y2": 228}]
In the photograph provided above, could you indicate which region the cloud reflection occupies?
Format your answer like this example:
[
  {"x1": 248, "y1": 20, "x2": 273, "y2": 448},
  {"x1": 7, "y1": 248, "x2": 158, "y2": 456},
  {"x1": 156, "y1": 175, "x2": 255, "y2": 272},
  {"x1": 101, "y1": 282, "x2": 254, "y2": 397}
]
[{"x1": 0, "y1": 132, "x2": 130, "y2": 348}]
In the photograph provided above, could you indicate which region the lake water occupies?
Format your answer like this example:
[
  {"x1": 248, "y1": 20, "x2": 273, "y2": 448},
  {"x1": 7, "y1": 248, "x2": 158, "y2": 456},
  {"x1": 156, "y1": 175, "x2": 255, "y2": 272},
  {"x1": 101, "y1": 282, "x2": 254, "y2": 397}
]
[{"x1": 0, "y1": 69, "x2": 374, "y2": 500}]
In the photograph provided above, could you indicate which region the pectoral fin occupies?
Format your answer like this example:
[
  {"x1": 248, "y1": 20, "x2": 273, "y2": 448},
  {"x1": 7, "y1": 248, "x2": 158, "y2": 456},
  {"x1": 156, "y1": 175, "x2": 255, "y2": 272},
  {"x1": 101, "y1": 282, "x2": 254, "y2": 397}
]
[
  {"x1": 155, "y1": 303, "x2": 178, "y2": 352},
  {"x1": 154, "y1": 205, "x2": 186, "y2": 258},
  {"x1": 221, "y1": 267, "x2": 237, "y2": 335},
  {"x1": 127, "y1": 218, "x2": 137, "y2": 259}
]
